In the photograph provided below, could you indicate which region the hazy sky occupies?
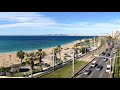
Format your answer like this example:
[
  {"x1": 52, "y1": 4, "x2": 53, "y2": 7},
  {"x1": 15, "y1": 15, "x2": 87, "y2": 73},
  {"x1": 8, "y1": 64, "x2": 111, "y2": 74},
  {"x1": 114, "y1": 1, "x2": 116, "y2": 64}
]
[{"x1": 0, "y1": 12, "x2": 120, "y2": 35}]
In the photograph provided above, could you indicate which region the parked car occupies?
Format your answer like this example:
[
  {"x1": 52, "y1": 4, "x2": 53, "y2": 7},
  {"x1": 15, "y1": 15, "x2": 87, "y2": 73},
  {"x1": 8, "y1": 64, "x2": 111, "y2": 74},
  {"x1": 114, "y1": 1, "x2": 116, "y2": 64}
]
[
  {"x1": 96, "y1": 65, "x2": 103, "y2": 71},
  {"x1": 83, "y1": 69, "x2": 91, "y2": 75}
]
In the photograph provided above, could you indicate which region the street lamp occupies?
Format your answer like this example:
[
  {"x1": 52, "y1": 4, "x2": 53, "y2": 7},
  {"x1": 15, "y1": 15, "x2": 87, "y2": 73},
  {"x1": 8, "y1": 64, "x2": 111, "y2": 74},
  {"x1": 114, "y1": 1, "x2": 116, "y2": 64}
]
[
  {"x1": 53, "y1": 48, "x2": 55, "y2": 70},
  {"x1": 72, "y1": 49, "x2": 75, "y2": 78}
]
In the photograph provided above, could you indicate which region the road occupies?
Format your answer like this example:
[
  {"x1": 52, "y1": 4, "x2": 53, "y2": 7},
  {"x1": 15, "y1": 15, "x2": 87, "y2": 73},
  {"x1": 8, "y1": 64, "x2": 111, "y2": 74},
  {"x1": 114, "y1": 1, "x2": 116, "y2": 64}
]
[
  {"x1": 76, "y1": 41, "x2": 116, "y2": 78},
  {"x1": 76, "y1": 49, "x2": 115, "y2": 78}
]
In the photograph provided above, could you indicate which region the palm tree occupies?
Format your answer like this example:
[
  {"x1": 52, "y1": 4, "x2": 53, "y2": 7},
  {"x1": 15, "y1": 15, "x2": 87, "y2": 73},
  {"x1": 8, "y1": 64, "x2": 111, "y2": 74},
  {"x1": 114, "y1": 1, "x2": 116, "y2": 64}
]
[
  {"x1": 54, "y1": 48, "x2": 58, "y2": 65},
  {"x1": 73, "y1": 44, "x2": 78, "y2": 59},
  {"x1": 26, "y1": 51, "x2": 36, "y2": 77},
  {"x1": 17, "y1": 50, "x2": 25, "y2": 64},
  {"x1": 58, "y1": 45, "x2": 61, "y2": 60},
  {"x1": 72, "y1": 46, "x2": 77, "y2": 60},
  {"x1": 36, "y1": 49, "x2": 46, "y2": 71}
]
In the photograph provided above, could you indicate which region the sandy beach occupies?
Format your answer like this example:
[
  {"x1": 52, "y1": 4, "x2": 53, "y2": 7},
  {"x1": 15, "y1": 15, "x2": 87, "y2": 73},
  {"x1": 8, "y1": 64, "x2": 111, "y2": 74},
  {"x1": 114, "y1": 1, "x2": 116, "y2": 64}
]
[{"x1": 0, "y1": 40, "x2": 81, "y2": 67}]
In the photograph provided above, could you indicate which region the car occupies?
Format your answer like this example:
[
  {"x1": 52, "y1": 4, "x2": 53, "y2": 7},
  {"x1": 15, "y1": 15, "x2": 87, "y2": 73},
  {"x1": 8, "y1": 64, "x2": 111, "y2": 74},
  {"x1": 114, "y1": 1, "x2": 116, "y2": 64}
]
[
  {"x1": 83, "y1": 69, "x2": 91, "y2": 75},
  {"x1": 106, "y1": 65, "x2": 111, "y2": 73},
  {"x1": 103, "y1": 57, "x2": 108, "y2": 62},
  {"x1": 96, "y1": 65, "x2": 103, "y2": 71},
  {"x1": 106, "y1": 53, "x2": 110, "y2": 57},
  {"x1": 113, "y1": 51, "x2": 116, "y2": 54},
  {"x1": 0, "y1": 72, "x2": 5, "y2": 76},
  {"x1": 106, "y1": 48, "x2": 109, "y2": 51},
  {"x1": 90, "y1": 60, "x2": 96, "y2": 67},
  {"x1": 88, "y1": 66, "x2": 92, "y2": 69},
  {"x1": 101, "y1": 52, "x2": 105, "y2": 56}
]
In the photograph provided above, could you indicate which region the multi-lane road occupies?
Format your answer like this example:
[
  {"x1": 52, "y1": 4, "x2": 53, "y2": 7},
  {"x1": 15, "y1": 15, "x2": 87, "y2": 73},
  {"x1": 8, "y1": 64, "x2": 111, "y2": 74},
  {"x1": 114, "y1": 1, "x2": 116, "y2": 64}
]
[{"x1": 76, "y1": 42, "x2": 116, "y2": 78}]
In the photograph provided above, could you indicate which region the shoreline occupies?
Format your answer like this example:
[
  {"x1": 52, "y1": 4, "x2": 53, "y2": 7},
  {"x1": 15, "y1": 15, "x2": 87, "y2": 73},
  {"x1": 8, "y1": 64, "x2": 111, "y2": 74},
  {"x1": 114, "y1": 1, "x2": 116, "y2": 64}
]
[
  {"x1": 0, "y1": 37, "x2": 95, "y2": 67},
  {"x1": 0, "y1": 39, "x2": 80, "y2": 55}
]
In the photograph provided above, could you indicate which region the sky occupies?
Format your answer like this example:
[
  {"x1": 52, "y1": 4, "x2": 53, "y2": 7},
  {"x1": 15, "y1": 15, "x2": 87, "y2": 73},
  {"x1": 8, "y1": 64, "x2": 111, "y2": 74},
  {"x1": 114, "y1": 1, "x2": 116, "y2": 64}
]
[{"x1": 0, "y1": 12, "x2": 120, "y2": 35}]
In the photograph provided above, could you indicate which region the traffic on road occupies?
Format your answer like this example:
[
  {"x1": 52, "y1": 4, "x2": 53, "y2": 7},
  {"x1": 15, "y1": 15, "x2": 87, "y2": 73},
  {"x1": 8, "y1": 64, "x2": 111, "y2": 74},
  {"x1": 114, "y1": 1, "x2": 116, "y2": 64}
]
[{"x1": 76, "y1": 40, "x2": 116, "y2": 78}]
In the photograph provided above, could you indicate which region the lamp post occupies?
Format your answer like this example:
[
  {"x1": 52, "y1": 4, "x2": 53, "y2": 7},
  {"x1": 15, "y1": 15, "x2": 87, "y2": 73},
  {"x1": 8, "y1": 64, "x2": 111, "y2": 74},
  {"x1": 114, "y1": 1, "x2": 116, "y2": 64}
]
[
  {"x1": 72, "y1": 49, "x2": 75, "y2": 78},
  {"x1": 53, "y1": 48, "x2": 55, "y2": 70},
  {"x1": 94, "y1": 36, "x2": 95, "y2": 47}
]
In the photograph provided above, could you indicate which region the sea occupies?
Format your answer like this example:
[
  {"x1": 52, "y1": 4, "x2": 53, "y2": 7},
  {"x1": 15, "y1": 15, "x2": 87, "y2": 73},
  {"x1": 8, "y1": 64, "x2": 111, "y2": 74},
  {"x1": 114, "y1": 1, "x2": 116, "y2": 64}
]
[{"x1": 0, "y1": 36, "x2": 96, "y2": 53}]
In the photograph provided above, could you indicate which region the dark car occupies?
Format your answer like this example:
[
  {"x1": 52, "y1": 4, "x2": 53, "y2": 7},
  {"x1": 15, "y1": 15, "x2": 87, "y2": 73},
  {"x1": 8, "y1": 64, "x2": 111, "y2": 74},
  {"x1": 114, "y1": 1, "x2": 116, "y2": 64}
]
[
  {"x1": 0, "y1": 72, "x2": 6, "y2": 76},
  {"x1": 83, "y1": 69, "x2": 91, "y2": 75},
  {"x1": 96, "y1": 65, "x2": 103, "y2": 71},
  {"x1": 101, "y1": 52, "x2": 105, "y2": 56},
  {"x1": 106, "y1": 48, "x2": 109, "y2": 51},
  {"x1": 103, "y1": 57, "x2": 108, "y2": 62},
  {"x1": 106, "y1": 53, "x2": 110, "y2": 57}
]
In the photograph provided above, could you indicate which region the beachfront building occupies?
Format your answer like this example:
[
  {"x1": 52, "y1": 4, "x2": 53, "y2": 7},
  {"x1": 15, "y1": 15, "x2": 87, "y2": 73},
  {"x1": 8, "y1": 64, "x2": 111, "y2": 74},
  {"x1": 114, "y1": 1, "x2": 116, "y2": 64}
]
[{"x1": 111, "y1": 30, "x2": 120, "y2": 39}]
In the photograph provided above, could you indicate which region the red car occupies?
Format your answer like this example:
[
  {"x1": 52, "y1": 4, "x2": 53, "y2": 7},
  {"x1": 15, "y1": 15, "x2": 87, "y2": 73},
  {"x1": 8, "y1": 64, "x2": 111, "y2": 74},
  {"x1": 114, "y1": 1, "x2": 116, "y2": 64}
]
[{"x1": 109, "y1": 45, "x2": 113, "y2": 49}]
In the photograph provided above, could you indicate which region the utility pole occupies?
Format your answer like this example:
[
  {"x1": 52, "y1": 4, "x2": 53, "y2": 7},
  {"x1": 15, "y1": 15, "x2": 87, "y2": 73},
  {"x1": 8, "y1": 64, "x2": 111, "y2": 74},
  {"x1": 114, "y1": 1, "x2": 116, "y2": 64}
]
[
  {"x1": 94, "y1": 36, "x2": 95, "y2": 47},
  {"x1": 105, "y1": 37, "x2": 107, "y2": 49},
  {"x1": 100, "y1": 33, "x2": 102, "y2": 46},
  {"x1": 85, "y1": 39, "x2": 86, "y2": 54},
  {"x1": 72, "y1": 49, "x2": 75, "y2": 78},
  {"x1": 53, "y1": 48, "x2": 55, "y2": 70}
]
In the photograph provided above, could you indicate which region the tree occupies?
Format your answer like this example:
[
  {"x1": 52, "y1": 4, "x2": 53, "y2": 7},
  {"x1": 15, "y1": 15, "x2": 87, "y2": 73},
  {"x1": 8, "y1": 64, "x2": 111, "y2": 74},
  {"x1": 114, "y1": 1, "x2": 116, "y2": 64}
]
[
  {"x1": 54, "y1": 48, "x2": 59, "y2": 65},
  {"x1": 80, "y1": 47, "x2": 86, "y2": 54},
  {"x1": 0, "y1": 67, "x2": 11, "y2": 76},
  {"x1": 85, "y1": 39, "x2": 90, "y2": 43},
  {"x1": 26, "y1": 51, "x2": 36, "y2": 77},
  {"x1": 17, "y1": 50, "x2": 25, "y2": 64},
  {"x1": 54, "y1": 45, "x2": 62, "y2": 65},
  {"x1": 72, "y1": 46, "x2": 78, "y2": 59},
  {"x1": 36, "y1": 49, "x2": 46, "y2": 71},
  {"x1": 58, "y1": 45, "x2": 61, "y2": 60}
]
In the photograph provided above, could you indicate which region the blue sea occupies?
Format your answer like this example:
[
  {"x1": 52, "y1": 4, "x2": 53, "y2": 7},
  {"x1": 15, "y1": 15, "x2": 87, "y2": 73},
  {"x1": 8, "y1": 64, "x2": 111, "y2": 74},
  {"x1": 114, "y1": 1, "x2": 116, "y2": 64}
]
[{"x1": 0, "y1": 36, "x2": 96, "y2": 53}]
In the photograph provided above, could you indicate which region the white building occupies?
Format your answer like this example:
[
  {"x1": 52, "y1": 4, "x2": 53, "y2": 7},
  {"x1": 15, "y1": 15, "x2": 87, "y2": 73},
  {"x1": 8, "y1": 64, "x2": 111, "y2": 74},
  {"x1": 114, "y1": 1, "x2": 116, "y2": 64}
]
[{"x1": 111, "y1": 30, "x2": 120, "y2": 40}]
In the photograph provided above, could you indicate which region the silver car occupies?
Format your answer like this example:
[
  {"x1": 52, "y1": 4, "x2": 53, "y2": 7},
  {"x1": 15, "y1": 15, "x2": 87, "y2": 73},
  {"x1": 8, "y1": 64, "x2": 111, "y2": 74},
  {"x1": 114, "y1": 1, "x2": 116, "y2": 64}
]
[
  {"x1": 83, "y1": 69, "x2": 91, "y2": 75},
  {"x1": 96, "y1": 65, "x2": 103, "y2": 71},
  {"x1": 103, "y1": 58, "x2": 108, "y2": 62}
]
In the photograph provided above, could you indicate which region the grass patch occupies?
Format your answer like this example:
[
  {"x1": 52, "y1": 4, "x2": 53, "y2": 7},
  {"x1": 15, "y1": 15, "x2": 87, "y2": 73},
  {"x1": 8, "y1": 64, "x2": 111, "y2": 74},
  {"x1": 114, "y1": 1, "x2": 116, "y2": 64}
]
[
  {"x1": 10, "y1": 72, "x2": 24, "y2": 77},
  {"x1": 39, "y1": 61, "x2": 87, "y2": 78},
  {"x1": 114, "y1": 50, "x2": 120, "y2": 78}
]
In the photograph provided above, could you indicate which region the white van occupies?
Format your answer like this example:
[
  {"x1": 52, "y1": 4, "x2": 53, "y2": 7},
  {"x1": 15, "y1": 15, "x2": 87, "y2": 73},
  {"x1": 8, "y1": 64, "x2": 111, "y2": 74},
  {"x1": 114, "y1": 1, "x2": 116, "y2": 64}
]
[
  {"x1": 106, "y1": 65, "x2": 111, "y2": 73},
  {"x1": 90, "y1": 60, "x2": 96, "y2": 67}
]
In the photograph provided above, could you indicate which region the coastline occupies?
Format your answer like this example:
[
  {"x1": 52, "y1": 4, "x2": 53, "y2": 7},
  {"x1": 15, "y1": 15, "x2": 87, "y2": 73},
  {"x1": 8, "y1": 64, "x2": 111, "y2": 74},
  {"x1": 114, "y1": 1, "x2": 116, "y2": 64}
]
[
  {"x1": 0, "y1": 39, "x2": 79, "y2": 55},
  {"x1": 0, "y1": 40, "x2": 80, "y2": 67},
  {"x1": 0, "y1": 38, "x2": 93, "y2": 67}
]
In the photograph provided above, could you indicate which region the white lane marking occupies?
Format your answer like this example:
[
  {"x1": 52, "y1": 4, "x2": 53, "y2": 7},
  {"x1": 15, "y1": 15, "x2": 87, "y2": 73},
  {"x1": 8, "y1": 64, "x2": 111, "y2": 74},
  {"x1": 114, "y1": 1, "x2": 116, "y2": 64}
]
[
  {"x1": 78, "y1": 58, "x2": 98, "y2": 78},
  {"x1": 99, "y1": 50, "x2": 113, "y2": 78},
  {"x1": 99, "y1": 63, "x2": 107, "y2": 78},
  {"x1": 88, "y1": 58, "x2": 103, "y2": 78}
]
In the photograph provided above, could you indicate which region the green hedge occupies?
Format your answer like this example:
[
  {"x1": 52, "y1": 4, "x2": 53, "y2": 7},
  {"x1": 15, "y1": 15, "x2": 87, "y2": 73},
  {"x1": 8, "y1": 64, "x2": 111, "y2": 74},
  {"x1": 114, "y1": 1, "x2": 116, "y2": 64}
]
[{"x1": 0, "y1": 67, "x2": 11, "y2": 72}]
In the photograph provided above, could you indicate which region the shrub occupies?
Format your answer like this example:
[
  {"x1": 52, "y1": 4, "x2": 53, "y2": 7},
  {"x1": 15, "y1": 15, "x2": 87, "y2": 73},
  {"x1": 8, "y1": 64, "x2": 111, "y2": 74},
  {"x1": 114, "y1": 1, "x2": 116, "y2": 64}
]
[
  {"x1": 22, "y1": 61, "x2": 30, "y2": 66},
  {"x1": 0, "y1": 67, "x2": 11, "y2": 73}
]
